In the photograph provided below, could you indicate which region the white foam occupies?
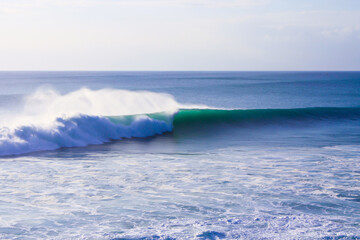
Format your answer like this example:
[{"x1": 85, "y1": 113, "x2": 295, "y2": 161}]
[{"x1": 0, "y1": 114, "x2": 173, "y2": 156}]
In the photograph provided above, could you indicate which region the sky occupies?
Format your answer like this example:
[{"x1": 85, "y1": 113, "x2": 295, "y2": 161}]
[{"x1": 0, "y1": 0, "x2": 359, "y2": 71}]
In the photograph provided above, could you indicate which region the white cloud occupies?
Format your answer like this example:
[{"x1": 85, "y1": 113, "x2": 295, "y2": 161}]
[{"x1": 321, "y1": 25, "x2": 360, "y2": 39}]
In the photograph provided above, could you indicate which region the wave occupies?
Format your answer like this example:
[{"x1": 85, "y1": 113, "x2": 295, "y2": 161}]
[
  {"x1": 1, "y1": 107, "x2": 359, "y2": 156},
  {"x1": 0, "y1": 88, "x2": 359, "y2": 156}
]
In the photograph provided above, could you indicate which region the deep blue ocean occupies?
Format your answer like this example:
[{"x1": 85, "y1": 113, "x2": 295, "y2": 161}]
[{"x1": 0, "y1": 71, "x2": 359, "y2": 239}]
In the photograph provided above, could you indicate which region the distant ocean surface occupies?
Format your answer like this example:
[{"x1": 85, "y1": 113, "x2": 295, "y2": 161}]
[{"x1": 0, "y1": 71, "x2": 359, "y2": 239}]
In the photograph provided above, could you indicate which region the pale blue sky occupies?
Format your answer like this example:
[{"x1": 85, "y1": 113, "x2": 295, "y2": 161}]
[{"x1": 0, "y1": 0, "x2": 359, "y2": 70}]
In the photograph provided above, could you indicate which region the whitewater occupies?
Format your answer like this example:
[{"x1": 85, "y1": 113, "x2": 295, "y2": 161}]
[{"x1": 0, "y1": 71, "x2": 359, "y2": 239}]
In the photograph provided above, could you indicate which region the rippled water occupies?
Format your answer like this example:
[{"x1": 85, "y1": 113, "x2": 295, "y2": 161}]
[{"x1": 1, "y1": 144, "x2": 359, "y2": 239}]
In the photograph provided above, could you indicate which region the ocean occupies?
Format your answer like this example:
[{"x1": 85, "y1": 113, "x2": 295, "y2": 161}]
[{"x1": 0, "y1": 71, "x2": 359, "y2": 239}]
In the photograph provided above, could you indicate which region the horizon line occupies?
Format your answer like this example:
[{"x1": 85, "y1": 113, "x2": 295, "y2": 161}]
[{"x1": 1, "y1": 70, "x2": 360, "y2": 72}]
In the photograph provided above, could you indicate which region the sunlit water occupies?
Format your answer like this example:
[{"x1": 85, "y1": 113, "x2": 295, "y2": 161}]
[{"x1": 0, "y1": 72, "x2": 359, "y2": 239}]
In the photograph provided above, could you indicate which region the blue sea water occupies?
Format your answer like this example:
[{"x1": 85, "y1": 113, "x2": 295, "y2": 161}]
[{"x1": 0, "y1": 71, "x2": 359, "y2": 239}]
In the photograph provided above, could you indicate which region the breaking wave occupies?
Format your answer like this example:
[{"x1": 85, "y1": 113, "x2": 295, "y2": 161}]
[{"x1": 0, "y1": 87, "x2": 359, "y2": 156}]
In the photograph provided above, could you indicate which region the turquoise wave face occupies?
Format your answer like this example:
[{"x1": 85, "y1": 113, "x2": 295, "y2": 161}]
[
  {"x1": 171, "y1": 107, "x2": 360, "y2": 135},
  {"x1": 168, "y1": 107, "x2": 360, "y2": 147},
  {"x1": 174, "y1": 107, "x2": 360, "y2": 126}
]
